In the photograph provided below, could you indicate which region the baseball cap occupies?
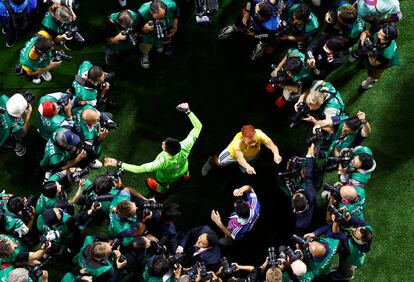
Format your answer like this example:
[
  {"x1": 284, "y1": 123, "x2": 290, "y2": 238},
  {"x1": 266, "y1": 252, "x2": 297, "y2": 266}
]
[
  {"x1": 6, "y1": 94, "x2": 28, "y2": 117},
  {"x1": 38, "y1": 101, "x2": 57, "y2": 117},
  {"x1": 55, "y1": 129, "x2": 81, "y2": 147}
]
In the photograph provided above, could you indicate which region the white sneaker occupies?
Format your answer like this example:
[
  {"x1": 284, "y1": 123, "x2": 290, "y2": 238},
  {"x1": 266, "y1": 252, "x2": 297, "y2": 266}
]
[
  {"x1": 1, "y1": 28, "x2": 6, "y2": 35},
  {"x1": 201, "y1": 157, "x2": 213, "y2": 176},
  {"x1": 250, "y1": 42, "x2": 265, "y2": 61},
  {"x1": 140, "y1": 54, "x2": 150, "y2": 69},
  {"x1": 32, "y1": 77, "x2": 42, "y2": 84},
  {"x1": 14, "y1": 143, "x2": 26, "y2": 156},
  {"x1": 361, "y1": 77, "x2": 377, "y2": 90},
  {"x1": 40, "y1": 71, "x2": 52, "y2": 82},
  {"x1": 218, "y1": 25, "x2": 238, "y2": 39},
  {"x1": 321, "y1": 191, "x2": 330, "y2": 201},
  {"x1": 89, "y1": 159, "x2": 103, "y2": 169},
  {"x1": 118, "y1": 0, "x2": 127, "y2": 7}
]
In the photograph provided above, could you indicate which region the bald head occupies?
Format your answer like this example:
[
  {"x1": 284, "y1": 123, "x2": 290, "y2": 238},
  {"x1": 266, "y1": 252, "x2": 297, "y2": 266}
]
[
  {"x1": 82, "y1": 109, "x2": 99, "y2": 126},
  {"x1": 308, "y1": 241, "x2": 326, "y2": 258},
  {"x1": 340, "y1": 185, "x2": 358, "y2": 202}
]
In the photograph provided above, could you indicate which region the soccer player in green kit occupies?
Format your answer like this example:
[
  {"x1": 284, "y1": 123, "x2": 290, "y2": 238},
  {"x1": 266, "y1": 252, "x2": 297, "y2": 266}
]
[{"x1": 104, "y1": 102, "x2": 201, "y2": 194}]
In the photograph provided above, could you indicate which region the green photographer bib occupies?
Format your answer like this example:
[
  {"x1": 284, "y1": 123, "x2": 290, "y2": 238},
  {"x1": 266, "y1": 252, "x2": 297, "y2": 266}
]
[
  {"x1": 0, "y1": 95, "x2": 24, "y2": 147},
  {"x1": 72, "y1": 61, "x2": 98, "y2": 102},
  {"x1": 19, "y1": 36, "x2": 53, "y2": 71},
  {"x1": 107, "y1": 10, "x2": 138, "y2": 53}
]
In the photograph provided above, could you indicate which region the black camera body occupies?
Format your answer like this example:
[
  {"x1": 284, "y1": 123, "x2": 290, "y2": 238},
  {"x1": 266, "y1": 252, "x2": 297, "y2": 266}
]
[
  {"x1": 54, "y1": 50, "x2": 72, "y2": 62},
  {"x1": 121, "y1": 27, "x2": 138, "y2": 46},
  {"x1": 72, "y1": 167, "x2": 90, "y2": 183},
  {"x1": 63, "y1": 24, "x2": 85, "y2": 43},
  {"x1": 22, "y1": 195, "x2": 37, "y2": 218},
  {"x1": 290, "y1": 102, "x2": 310, "y2": 128},
  {"x1": 220, "y1": 257, "x2": 237, "y2": 276},
  {"x1": 323, "y1": 182, "x2": 342, "y2": 201},
  {"x1": 277, "y1": 246, "x2": 302, "y2": 265},
  {"x1": 106, "y1": 168, "x2": 124, "y2": 183},
  {"x1": 327, "y1": 148, "x2": 353, "y2": 168},
  {"x1": 327, "y1": 205, "x2": 347, "y2": 223},
  {"x1": 364, "y1": 37, "x2": 380, "y2": 57},
  {"x1": 56, "y1": 92, "x2": 73, "y2": 110},
  {"x1": 29, "y1": 255, "x2": 52, "y2": 280},
  {"x1": 142, "y1": 202, "x2": 163, "y2": 218},
  {"x1": 291, "y1": 234, "x2": 312, "y2": 251},
  {"x1": 269, "y1": 68, "x2": 290, "y2": 87},
  {"x1": 306, "y1": 127, "x2": 324, "y2": 146},
  {"x1": 100, "y1": 120, "x2": 118, "y2": 131}
]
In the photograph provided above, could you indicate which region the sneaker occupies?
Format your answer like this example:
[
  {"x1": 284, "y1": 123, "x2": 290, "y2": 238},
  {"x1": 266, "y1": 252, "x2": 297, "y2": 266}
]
[
  {"x1": 361, "y1": 77, "x2": 378, "y2": 90},
  {"x1": 348, "y1": 51, "x2": 358, "y2": 63},
  {"x1": 14, "y1": 143, "x2": 26, "y2": 157},
  {"x1": 218, "y1": 25, "x2": 238, "y2": 39},
  {"x1": 140, "y1": 54, "x2": 150, "y2": 69},
  {"x1": 32, "y1": 77, "x2": 42, "y2": 84},
  {"x1": 40, "y1": 71, "x2": 52, "y2": 82},
  {"x1": 89, "y1": 159, "x2": 103, "y2": 169},
  {"x1": 146, "y1": 178, "x2": 160, "y2": 192},
  {"x1": 1, "y1": 28, "x2": 6, "y2": 35},
  {"x1": 118, "y1": 0, "x2": 127, "y2": 7},
  {"x1": 182, "y1": 171, "x2": 190, "y2": 181},
  {"x1": 201, "y1": 157, "x2": 213, "y2": 176},
  {"x1": 321, "y1": 191, "x2": 330, "y2": 201},
  {"x1": 5, "y1": 41, "x2": 14, "y2": 48},
  {"x1": 250, "y1": 42, "x2": 265, "y2": 61},
  {"x1": 329, "y1": 270, "x2": 354, "y2": 281}
]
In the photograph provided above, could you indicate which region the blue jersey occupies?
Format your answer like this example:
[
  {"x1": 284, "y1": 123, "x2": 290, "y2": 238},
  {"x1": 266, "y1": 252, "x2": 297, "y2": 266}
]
[{"x1": 0, "y1": 0, "x2": 37, "y2": 26}]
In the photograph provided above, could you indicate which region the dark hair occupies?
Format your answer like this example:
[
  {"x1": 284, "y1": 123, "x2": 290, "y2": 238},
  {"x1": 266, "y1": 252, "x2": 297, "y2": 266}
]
[
  {"x1": 257, "y1": 2, "x2": 273, "y2": 22},
  {"x1": 338, "y1": 6, "x2": 356, "y2": 25},
  {"x1": 131, "y1": 236, "x2": 149, "y2": 251},
  {"x1": 326, "y1": 38, "x2": 344, "y2": 52},
  {"x1": 118, "y1": 10, "x2": 133, "y2": 27},
  {"x1": 6, "y1": 196, "x2": 24, "y2": 214},
  {"x1": 117, "y1": 201, "x2": 135, "y2": 218},
  {"x1": 293, "y1": 4, "x2": 311, "y2": 21},
  {"x1": 345, "y1": 117, "x2": 362, "y2": 131},
  {"x1": 34, "y1": 36, "x2": 53, "y2": 52},
  {"x1": 234, "y1": 198, "x2": 250, "y2": 219},
  {"x1": 87, "y1": 66, "x2": 104, "y2": 83},
  {"x1": 164, "y1": 137, "x2": 181, "y2": 156},
  {"x1": 41, "y1": 181, "x2": 58, "y2": 198},
  {"x1": 358, "y1": 153, "x2": 374, "y2": 170},
  {"x1": 92, "y1": 175, "x2": 113, "y2": 195},
  {"x1": 292, "y1": 193, "x2": 308, "y2": 212},
  {"x1": 161, "y1": 203, "x2": 181, "y2": 221},
  {"x1": 359, "y1": 227, "x2": 373, "y2": 242},
  {"x1": 152, "y1": 255, "x2": 171, "y2": 276},
  {"x1": 382, "y1": 24, "x2": 399, "y2": 41},
  {"x1": 285, "y1": 57, "x2": 303, "y2": 76},
  {"x1": 206, "y1": 232, "x2": 219, "y2": 247},
  {"x1": 150, "y1": 0, "x2": 167, "y2": 14}
]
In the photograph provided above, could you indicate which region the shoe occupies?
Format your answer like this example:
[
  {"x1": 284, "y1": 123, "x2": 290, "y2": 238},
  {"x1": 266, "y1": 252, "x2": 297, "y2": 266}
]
[
  {"x1": 1, "y1": 28, "x2": 6, "y2": 35},
  {"x1": 321, "y1": 191, "x2": 330, "y2": 201},
  {"x1": 218, "y1": 25, "x2": 238, "y2": 39},
  {"x1": 201, "y1": 157, "x2": 213, "y2": 176},
  {"x1": 275, "y1": 96, "x2": 288, "y2": 108},
  {"x1": 182, "y1": 171, "x2": 190, "y2": 181},
  {"x1": 156, "y1": 47, "x2": 164, "y2": 54},
  {"x1": 89, "y1": 159, "x2": 103, "y2": 169},
  {"x1": 140, "y1": 54, "x2": 150, "y2": 69},
  {"x1": 250, "y1": 42, "x2": 265, "y2": 61},
  {"x1": 32, "y1": 77, "x2": 42, "y2": 84},
  {"x1": 5, "y1": 41, "x2": 14, "y2": 48},
  {"x1": 146, "y1": 178, "x2": 159, "y2": 192},
  {"x1": 348, "y1": 51, "x2": 358, "y2": 63},
  {"x1": 361, "y1": 77, "x2": 377, "y2": 90},
  {"x1": 329, "y1": 270, "x2": 354, "y2": 281},
  {"x1": 40, "y1": 71, "x2": 52, "y2": 82},
  {"x1": 265, "y1": 83, "x2": 276, "y2": 93},
  {"x1": 118, "y1": 0, "x2": 127, "y2": 7},
  {"x1": 105, "y1": 53, "x2": 117, "y2": 66},
  {"x1": 14, "y1": 143, "x2": 26, "y2": 157}
]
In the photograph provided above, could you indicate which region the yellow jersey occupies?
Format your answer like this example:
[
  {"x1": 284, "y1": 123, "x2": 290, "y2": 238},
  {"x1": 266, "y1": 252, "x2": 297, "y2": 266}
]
[{"x1": 227, "y1": 129, "x2": 271, "y2": 158}]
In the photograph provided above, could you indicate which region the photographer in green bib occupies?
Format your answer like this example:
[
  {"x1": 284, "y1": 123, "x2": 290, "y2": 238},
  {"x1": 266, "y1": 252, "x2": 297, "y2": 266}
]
[
  {"x1": 72, "y1": 236, "x2": 127, "y2": 281},
  {"x1": 40, "y1": 3, "x2": 78, "y2": 45},
  {"x1": 0, "y1": 234, "x2": 51, "y2": 266},
  {"x1": 40, "y1": 128, "x2": 87, "y2": 178},
  {"x1": 136, "y1": 0, "x2": 179, "y2": 69},
  {"x1": 37, "y1": 92, "x2": 74, "y2": 141},
  {"x1": 337, "y1": 146, "x2": 376, "y2": 187},
  {"x1": 0, "y1": 93, "x2": 32, "y2": 156},
  {"x1": 0, "y1": 266, "x2": 49, "y2": 282},
  {"x1": 103, "y1": 9, "x2": 139, "y2": 66},
  {"x1": 0, "y1": 194, "x2": 35, "y2": 240}
]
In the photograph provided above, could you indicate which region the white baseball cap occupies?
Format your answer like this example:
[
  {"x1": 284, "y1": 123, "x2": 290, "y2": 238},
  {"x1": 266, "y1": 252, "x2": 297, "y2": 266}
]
[{"x1": 6, "y1": 94, "x2": 28, "y2": 117}]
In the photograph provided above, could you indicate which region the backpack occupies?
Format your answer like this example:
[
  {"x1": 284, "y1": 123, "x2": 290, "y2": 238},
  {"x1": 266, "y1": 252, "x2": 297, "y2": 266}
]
[{"x1": 2, "y1": 0, "x2": 31, "y2": 36}]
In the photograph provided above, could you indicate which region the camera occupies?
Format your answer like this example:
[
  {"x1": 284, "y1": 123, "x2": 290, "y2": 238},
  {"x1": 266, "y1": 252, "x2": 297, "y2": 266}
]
[
  {"x1": 327, "y1": 148, "x2": 353, "y2": 168},
  {"x1": 291, "y1": 234, "x2": 312, "y2": 251},
  {"x1": 277, "y1": 246, "x2": 302, "y2": 265},
  {"x1": 198, "y1": 261, "x2": 212, "y2": 280},
  {"x1": 142, "y1": 202, "x2": 163, "y2": 217},
  {"x1": 290, "y1": 102, "x2": 310, "y2": 128},
  {"x1": 111, "y1": 238, "x2": 127, "y2": 263},
  {"x1": 106, "y1": 168, "x2": 124, "y2": 183},
  {"x1": 21, "y1": 90, "x2": 35, "y2": 104},
  {"x1": 220, "y1": 257, "x2": 237, "y2": 276},
  {"x1": 327, "y1": 205, "x2": 347, "y2": 223},
  {"x1": 76, "y1": 142, "x2": 97, "y2": 156},
  {"x1": 194, "y1": 0, "x2": 219, "y2": 24},
  {"x1": 44, "y1": 0, "x2": 79, "y2": 9},
  {"x1": 149, "y1": 20, "x2": 169, "y2": 42},
  {"x1": 40, "y1": 230, "x2": 61, "y2": 244},
  {"x1": 323, "y1": 182, "x2": 342, "y2": 201},
  {"x1": 54, "y1": 50, "x2": 72, "y2": 62},
  {"x1": 63, "y1": 24, "x2": 85, "y2": 43},
  {"x1": 363, "y1": 37, "x2": 380, "y2": 57},
  {"x1": 170, "y1": 252, "x2": 185, "y2": 269},
  {"x1": 100, "y1": 120, "x2": 118, "y2": 131},
  {"x1": 86, "y1": 194, "x2": 115, "y2": 207},
  {"x1": 56, "y1": 92, "x2": 73, "y2": 110},
  {"x1": 306, "y1": 127, "x2": 324, "y2": 146},
  {"x1": 274, "y1": 20, "x2": 289, "y2": 38},
  {"x1": 269, "y1": 68, "x2": 290, "y2": 87},
  {"x1": 22, "y1": 195, "x2": 37, "y2": 218},
  {"x1": 72, "y1": 167, "x2": 90, "y2": 183},
  {"x1": 29, "y1": 256, "x2": 52, "y2": 280},
  {"x1": 121, "y1": 27, "x2": 138, "y2": 46}
]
